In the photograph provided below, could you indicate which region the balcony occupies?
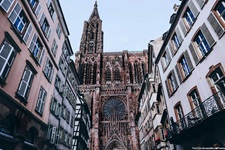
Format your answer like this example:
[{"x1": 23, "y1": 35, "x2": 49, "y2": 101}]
[{"x1": 168, "y1": 91, "x2": 225, "y2": 143}]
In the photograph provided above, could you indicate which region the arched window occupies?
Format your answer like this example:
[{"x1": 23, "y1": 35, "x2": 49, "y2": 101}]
[
  {"x1": 102, "y1": 98, "x2": 126, "y2": 120},
  {"x1": 0, "y1": 115, "x2": 16, "y2": 136},
  {"x1": 105, "y1": 67, "x2": 111, "y2": 82},
  {"x1": 79, "y1": 63, "x2": 85, "y2": 84},
  {"x1": 114, "y1": 67, "x2": 120, "y2": 82},
  {"x1": 85, "y1": 63, "x2": 92, "y2": 84},
  {"x1": 134, "y1": 61, "x2": 142, "y2": 83},
  {"x1": 93, "y1": 63, "x2": 97, "y2": 84},
  {"x1": 25, "y1": 127, "x2": 38, "y2": 144},
  {"x1": 129, "y1": 63, "x2": 133, "y2": 83}
]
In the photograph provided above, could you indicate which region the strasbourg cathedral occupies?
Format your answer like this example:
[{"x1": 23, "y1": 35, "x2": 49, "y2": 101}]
[{"x1": 75, "y1": 2, "x2": 148, "y2": 149}]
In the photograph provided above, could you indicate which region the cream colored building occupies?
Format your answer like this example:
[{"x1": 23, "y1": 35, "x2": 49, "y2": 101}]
[{"x1": 155, "y1": 0, "x2": 225, "y2": 149}]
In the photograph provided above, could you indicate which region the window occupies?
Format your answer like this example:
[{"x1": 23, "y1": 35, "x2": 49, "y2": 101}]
[
  {"x1": 51, "y1": 39, "x2": 58, "y2": 57},
  {"x1": 194, "y1": 31, "x2": 210, "y2": 55},
  {"x1": 88, "y1": 41, "x2": 94, "y2": 53},
  {"x1": 215, "y1": 1, "x2": 225, "y2": 22},
  {"x1": 171, "y1": 33, "x2": 181, "y2": 50},
  {"x1": 189, "y1": 24, "x2": 215, "y2": 65},
  {"x1": 161, "y1": 49, "x2": 171, "y2": 70},
  {"x1": 56, "y1": 24, "x2": 62, "y2": 39},
  {"x1": 47, "y1": 125, "x2": 58, "y2": 144},
  {"x1": 166, "y1": 70, "x2": 178, "y2": 96},
  {"x1": 39, "y1": 13, "x2": 51, "y2": 39},
  {"x1": 0, "y1": 115, "x2": 15, "y2": 136},
  {"x1": 176, "y1": 51, "x2": 194, "y2": 82},
  {"x1": 47, "y1": 0, "x2": 56, "y2": 21},
  {"x1": 54, "y1": 75, "x2": 61, "y2": 91},
  {"x1": 179, "y1": 56, "x2": 190, "y2": 77},
  {"x1": 207, "y1": 1, "x2": 225, "y2": 38},
  {"x1": 174, "y1": 103, "x2": 186, "y2": 129},
  {"x1": 29, "y1": 33, "x2": 45, "y2": 64},
  {"x1": 8, "y1": 2, "x2": 33, "y2": 44},
  {"x1": 188, "y1": 87, "x2": 202, "y2": 118},
  {"x1": 134, "y1": 61, "x2": 142, "y2": 83},
  {"x1": 208, "y1": 67, "x2": 225, "y2": 92},
  {"x1": 50, "y1": 97, "x2": 60, "y2": 117},
  {"x1": 43, "y1": 57, "x2": 54, "y2": 82},
  {"x1": 35, "y1": 86, "x2": 47, "y2": 115},
  {"x1": 183, "y1": 7, "x2": 195, "y2": 29},
  {"x1": 105, "y1": 68, "x2": 111, "y2": 82},
  {"x1": 114, "y1": 67, "x2": 121, "y2": 82},
  {"x1": 67, "y1": 110, "x2": 70, "y2": 123},
  {"x1": 17, "y1": 66, "x2": 34, "y2": 101},
  {"x1": 0, "y1": 41, "x2": 16, "y2": 82},
  {"x1": 27, "y1": 0, "x2": 41, "y2": 17},
  {"x1": 9, "y1": 3, "x2": 28, "y2": 33},
  {"x1": 0, "y1": 0, "x2": 14, "y2": 12}
]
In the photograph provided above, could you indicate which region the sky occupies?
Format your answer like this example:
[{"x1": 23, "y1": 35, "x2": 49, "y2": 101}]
[{"x1": 59, "y1": 0, "x2": 181, "y2": 58}]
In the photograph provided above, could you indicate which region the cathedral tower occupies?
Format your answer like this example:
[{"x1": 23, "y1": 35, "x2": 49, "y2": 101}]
[{"x1": 75, "y1": 2, "x2": 148, "y2": 149}]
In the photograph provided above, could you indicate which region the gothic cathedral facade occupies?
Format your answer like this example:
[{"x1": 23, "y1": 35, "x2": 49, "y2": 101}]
[{"x1": 75, "y1": 3, "x2": 148, "y2": 150}]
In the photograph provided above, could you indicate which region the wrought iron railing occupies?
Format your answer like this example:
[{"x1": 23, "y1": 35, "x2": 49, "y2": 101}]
[{"x1": 168, "y1": 91, "x2": 225, "y2": 138}]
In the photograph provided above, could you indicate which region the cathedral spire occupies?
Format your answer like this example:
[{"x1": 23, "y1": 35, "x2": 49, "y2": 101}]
[
  {"x1": 94, "y1": 0, "x2": 98, "y2": 8},
  {"x1": 88, "y1": 1, "x2": 100, "y2": 21}
]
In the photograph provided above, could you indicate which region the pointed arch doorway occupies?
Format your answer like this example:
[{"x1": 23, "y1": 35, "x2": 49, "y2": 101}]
[{"x1": 100, "y1": 97, "x2": 129, "y2": 149}]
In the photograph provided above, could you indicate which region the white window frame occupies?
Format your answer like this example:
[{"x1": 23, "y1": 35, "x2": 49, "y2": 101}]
[
  {"x1": 0, "y1": 41, "x2": 15, "y2": 80},
  {"x1": 35, "y1": 86, "x2": 47, "y2": 114}
]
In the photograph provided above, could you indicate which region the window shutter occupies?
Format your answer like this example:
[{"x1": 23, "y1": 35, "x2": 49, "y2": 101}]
[
  {"x1": 165, "y1": 80, "x2": 170, "y2": 96},
  {"x1": 208, "y1": 12, "x2": 224, "y2": 38},
  {"x1": 29, "y1": 33, "x2": 37, "y2": 52},
  {"x1": 188, "y1": 0, "x2": 199, "y2": 18},
  {"x1": 36, "y1": 88, "x2": 42, "y2": 111},
  {"x1": 189, "y1": 43, "x2": 199, "y2": 65},
  {"x1": 50, "y1": 127, "x2": 56, "y2": 144},
  {"x1": 165, "y1": 47, "x2": 171, "y2": 62},
  {"x1": 50, "y1": 96, "x2": 54, "y2": 111},
  {"x1": 0, "y1": 0, "x2": 14, "y2": 12},
  {"x1": 47, "y1": 124, "x2": 51, "y2": 140},
  {"x1": 172, "y1": 70, "x2": 178, "y2": 88},
  {"x1": 175, "y1": 64, "x2": 182, "y2": 84},
  {"x1": 39, "y1": 13, "x2": 45, "y2": 26},
  {"x1": 176, "y1": 27, "x2": 183, "y2": 43},
  {"x1": 8, "y1": 2, "x2": 22, "y2": 24},
  {"x1": 47, "y1": 28, "x2": 51, "y2": 39},
  {"x1": 34, "y1": 3, "x2": 41, "y2": 17},
  {"x1": 55, "y1": 103, "x2": 59, "y2": 115},
  {"x1": 43, "y1": 57, "x2": 49, "y2": 74},
  {"x1": 196, "y1": 0, "x2": 205, "y2": 9},
  {"x1": 52, "y1": 12, "x2": 56, "y2": 22},
  {"x1": 17, "y1": 68, "x2": 32, "y2": 98},
  {"x1": 201, "y1": 23, "x2": 215, "y2": 48},
  {"x1": 38, "y1": 48, "x2": 45, "y2": 65},
  {"x1": 23, "y1": 24, "x2": 33, "y2": 44},
  {"x1": 0, "y1": 42, "x2": 14, "y2": 79},
  {"x1": 46, "y1": 0, "x2": 51, "y2": 7},
  {"x1": 179, "y1": 20, "x2": 187, "y2": 36},
  {"x1": 40, "y1": 90, "x2": 46, "y2": 114},
  {"x1": 168, "y1": 41, "x2": 175, "y2": 56},
  {"x1": 50, "y1": 67, "x2": 54, "y2": 82},
  {"x1": 184, "y1": 50, "x2": 194, "y2": 71}
]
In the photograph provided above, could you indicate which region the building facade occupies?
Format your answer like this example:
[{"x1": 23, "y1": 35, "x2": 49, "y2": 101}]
[
  {"x1": 75, "y1": 2, "x2": 148, "y2": 150},
  {"x1": 72, "y1": 94, "x2": 91, "y2": 150},
  {"x1": 155, "y1": 0, "x2": 225, "y2": 149},
  {"x1": 0, "y1": 0, "x2": 76, "y2": 149},
  {"x1": 137, "y1": 38, "x2": 173, "y2": 150}
]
